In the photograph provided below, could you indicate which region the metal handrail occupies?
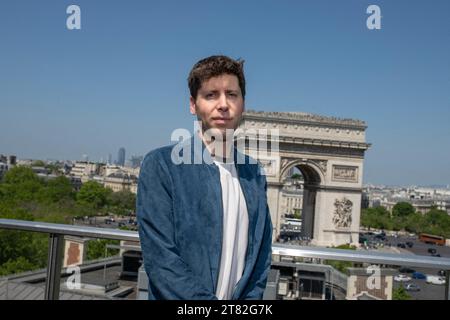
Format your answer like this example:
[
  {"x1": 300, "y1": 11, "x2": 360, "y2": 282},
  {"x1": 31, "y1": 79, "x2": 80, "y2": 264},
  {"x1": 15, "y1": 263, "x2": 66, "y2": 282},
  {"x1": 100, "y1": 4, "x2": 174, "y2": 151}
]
[
  {"x1": 0, "y1": 219, "x2": 139, "y2": 241},
  {"x1": 1, "y1": 218, "x2": 450, "y2": 300},
  {"x1": 272, "y1": 243, "x2": 450, "y2": 270}
]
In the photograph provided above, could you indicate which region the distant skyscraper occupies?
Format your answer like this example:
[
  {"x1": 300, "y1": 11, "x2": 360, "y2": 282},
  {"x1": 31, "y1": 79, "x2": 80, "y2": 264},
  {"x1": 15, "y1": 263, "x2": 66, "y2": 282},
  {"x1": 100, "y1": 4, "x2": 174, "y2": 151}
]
[
  {"x1": 82, "y1": 154, "x2": 89, "y2": 162},
  {"x1": 117, "y1": 148, "x2": 126, "y2": 167},
  {"x1": 108, "y1": 154, "x2": 112, "y2": 165}
]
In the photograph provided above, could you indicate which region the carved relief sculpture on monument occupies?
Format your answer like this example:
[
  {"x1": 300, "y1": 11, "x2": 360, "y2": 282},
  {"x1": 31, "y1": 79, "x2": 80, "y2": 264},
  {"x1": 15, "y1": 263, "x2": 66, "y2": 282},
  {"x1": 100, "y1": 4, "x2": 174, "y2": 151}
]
[{"x1": 332, "y1": 197, "x2": 353, "y2": 229}]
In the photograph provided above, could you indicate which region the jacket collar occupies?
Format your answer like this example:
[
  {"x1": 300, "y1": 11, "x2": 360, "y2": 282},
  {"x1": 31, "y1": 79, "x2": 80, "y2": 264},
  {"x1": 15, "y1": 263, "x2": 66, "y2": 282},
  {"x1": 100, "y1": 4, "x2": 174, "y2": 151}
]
[{"x1": 190, "y1": 131, "x2": 214, "y2": 165}]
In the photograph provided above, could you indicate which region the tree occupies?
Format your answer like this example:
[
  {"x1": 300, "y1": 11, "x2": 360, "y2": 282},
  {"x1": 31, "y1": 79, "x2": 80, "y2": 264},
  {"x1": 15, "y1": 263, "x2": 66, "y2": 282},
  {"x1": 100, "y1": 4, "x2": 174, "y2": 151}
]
[
  {"x1": 2, "y1": 166, "x2": 40, "y2": 185},
  {"x1": 0, "y1": 208, "x2": 48, "y2": 275},
  {"x1": 392, "y1": 202, "x2": 415, "y2": 217},
  {"x1": 293, "y1": 209, "x2": 301, "y2": 219},
  {"x1": 0, "y1": 257, "x2": 36, "y2": 276},
  {"x1": 423, "y1": 208, "x2": 450, "y2": 238},
  {"x1": 31, "y1": 160, "x2": 46, "y2": 167},
  {"x1": 425, "y1": 208, "x2": 449, "y2": 227},
  {"x1": 361, "y1": 207, "x2": 391, "y2": 230},
  {"x1": 361, "y1": 203, "x2": 450, "y2": 238},
  {"x1": 0, "y1": 169, "x2": 120, "y2": 277},
  {"x1": 106, "y1": 190, "x2": 136, "y2": 214},
  {"x1": 40, "y1": 176, "x2": 75, "y2": 204},
  {"x1": 76, "y1": 181, "x2": 111, "y2": 210},
  {"x1": 86, "y1": 239, "x2": 120, "y2": 261},
  {"x1": 393, "y1": 286, "x2": 411, "y2": 300},
  {"x1": 404, "y1": 212, "x2": 424, "y2": 234},
  {"x1": 1, "y1": 166, "x2": 43, "y2": 203}
]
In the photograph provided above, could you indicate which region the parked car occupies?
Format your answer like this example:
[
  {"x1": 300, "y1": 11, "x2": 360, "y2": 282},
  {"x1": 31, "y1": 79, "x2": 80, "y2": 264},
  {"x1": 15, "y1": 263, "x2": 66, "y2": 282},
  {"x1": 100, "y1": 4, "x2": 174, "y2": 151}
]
[
  {"x1": 405, "y1": 283, "x2": 420, "y2": 292},
  {"x1": 104, "y1": 217, "x2": 116, "y2": 224},
  {"x1": 375, "y1": 233, "x2": 386, "y2": 241},
  {"x1": 428, "y1": 248, "x2": 437, "y2": 254},
  {"x1": 426, "y1": 276, "x2": 446, "y2": 285},
  {"x1": 394, "y1": 274, "x2": 412, "y2": 282},
  {"x1": 359, "y1": 236, "x2": 368, "y2": 244},
  {"x1": 405, "y1": 241, "x2": 414, "y2": 248},
  {"x1": 412, "y1": 272, "x2": 427, "y2": 280},
  {"x1": 397, "y1": 243, "x2": 406, "y2": 248},
  {"x1": 399, "y1": 267, "x2": 415, "y2": 274}
]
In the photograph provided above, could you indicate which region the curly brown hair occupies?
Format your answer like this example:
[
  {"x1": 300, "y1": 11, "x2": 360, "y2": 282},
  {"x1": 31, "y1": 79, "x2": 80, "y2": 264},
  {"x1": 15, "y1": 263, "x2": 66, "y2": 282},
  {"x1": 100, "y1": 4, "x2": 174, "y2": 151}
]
[{"x1": 188, "y1": 55, "x2": 246, "y2": 100}]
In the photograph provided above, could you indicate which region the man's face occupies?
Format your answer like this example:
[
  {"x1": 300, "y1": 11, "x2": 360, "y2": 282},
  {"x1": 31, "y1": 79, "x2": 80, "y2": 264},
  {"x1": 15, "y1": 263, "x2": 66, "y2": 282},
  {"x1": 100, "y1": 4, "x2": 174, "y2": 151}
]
[{"x1": 190, "y1": 74, "x2": 244, "y2": 137}]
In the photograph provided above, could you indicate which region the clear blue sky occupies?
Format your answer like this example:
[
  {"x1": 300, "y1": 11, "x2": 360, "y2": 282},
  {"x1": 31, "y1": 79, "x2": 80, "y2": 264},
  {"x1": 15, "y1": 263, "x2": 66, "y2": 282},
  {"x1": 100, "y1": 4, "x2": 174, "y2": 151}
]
[{"x1": 1, "y1": 0, "x2": 449, "y2": 186}]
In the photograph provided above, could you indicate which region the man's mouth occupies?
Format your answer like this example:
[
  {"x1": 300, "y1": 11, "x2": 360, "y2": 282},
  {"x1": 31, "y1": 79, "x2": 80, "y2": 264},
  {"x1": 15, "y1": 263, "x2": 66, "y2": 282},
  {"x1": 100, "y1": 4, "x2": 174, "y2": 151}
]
[{"x1": 212, "y1": 117, "x2": 232, "y2": 122}]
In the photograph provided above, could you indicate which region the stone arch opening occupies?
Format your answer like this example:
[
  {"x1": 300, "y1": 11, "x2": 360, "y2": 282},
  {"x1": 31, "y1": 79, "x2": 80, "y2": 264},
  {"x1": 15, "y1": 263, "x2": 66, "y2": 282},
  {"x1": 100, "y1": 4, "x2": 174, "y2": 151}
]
[{"x1": 279, "y1": 161, "x2": 324, "y2": 242}]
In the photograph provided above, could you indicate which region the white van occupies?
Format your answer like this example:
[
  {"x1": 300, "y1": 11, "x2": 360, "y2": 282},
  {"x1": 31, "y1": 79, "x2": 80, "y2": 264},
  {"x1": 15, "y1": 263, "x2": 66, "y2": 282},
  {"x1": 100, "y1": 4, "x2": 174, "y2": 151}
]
[{"x1": 426, "y1": 275, "x2": 446, "y2": 285}]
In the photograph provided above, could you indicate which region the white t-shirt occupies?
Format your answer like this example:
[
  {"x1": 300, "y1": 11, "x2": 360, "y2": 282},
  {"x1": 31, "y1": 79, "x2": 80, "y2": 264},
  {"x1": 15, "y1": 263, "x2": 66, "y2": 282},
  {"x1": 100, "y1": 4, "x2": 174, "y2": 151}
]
[{"x1": 214, "y1": 159, "x2": 249, "y2": 300}]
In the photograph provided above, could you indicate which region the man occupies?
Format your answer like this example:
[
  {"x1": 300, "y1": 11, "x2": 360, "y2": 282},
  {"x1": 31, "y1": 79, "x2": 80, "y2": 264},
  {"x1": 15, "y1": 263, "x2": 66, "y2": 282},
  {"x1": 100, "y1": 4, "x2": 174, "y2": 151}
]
[{"x1": 137, "y1": 55, "x2": 273, "y2": 300}]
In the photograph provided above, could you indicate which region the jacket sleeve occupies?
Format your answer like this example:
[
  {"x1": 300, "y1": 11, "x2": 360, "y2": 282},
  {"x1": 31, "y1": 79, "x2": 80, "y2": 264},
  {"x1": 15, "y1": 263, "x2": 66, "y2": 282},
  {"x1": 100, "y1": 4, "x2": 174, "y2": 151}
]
[
  {"x1": 240, "y1": 175, "x2": 273, "y2": 300},
  {"x1": 136, "y1": 153, "x2": 218, "y2": 300}
]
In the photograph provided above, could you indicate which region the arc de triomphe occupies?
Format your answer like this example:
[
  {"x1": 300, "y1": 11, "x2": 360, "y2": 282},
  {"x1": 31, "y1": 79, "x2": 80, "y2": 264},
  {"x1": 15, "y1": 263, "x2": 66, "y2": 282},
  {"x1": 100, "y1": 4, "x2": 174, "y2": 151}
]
[{"x1": 237, "y1": 110, "x2": 370, "y2": 247}]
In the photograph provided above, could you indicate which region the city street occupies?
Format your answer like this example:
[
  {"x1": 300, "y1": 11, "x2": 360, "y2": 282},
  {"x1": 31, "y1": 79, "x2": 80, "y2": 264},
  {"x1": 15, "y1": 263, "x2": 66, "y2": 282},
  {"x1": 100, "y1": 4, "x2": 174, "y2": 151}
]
[{"x1": 366, "y1": 233, "x2": 449, "y2": 300}]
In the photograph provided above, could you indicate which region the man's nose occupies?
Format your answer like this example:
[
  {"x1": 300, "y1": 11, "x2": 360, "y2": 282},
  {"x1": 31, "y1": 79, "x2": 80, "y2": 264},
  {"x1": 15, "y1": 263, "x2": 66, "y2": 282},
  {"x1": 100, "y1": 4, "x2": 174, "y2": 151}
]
[{"x1": 217, "y1": 93, "x2": 229, "y2": 111}]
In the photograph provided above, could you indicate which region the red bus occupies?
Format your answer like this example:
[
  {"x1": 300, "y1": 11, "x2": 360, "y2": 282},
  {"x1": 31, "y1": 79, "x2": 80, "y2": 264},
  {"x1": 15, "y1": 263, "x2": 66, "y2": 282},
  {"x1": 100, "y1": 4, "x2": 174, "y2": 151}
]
[{"x1": 419, "y1": 233, "x2": 445, "y2": 246}]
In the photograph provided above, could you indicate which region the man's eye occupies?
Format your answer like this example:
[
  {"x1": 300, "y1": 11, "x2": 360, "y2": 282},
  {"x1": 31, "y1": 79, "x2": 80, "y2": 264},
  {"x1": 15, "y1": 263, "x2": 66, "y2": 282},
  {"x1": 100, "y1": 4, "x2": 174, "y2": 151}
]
[
  {"x1": 206, "y1": 93, "x2": 215, "y2": 99},
  {"x1": 228, "y1": 93, "x2": 237, "y2": 97}
]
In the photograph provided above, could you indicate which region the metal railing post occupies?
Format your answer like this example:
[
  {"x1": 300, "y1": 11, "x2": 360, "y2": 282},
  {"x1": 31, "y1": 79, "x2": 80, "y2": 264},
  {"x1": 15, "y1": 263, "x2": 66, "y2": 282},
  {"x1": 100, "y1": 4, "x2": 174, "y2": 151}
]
[
  {"x1": 446, "y1": 270, "x2": 450, "y2": 300},
  {"x1": 44, "y1": 233, "x2": 64, "y2": 300}
]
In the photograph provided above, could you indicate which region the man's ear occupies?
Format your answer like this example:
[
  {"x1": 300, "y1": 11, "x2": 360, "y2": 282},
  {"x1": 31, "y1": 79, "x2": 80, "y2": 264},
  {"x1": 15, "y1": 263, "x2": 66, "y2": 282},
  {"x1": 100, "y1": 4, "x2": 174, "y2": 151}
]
[{"x1": 189, "y1": 96, "x2": 196, "y2": 115}]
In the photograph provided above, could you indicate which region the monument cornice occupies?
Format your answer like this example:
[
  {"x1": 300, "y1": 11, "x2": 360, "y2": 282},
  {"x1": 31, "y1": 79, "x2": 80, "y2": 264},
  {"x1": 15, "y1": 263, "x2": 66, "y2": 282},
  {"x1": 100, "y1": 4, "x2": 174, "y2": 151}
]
[
  {"x1": 240, "y1": 135, "x2": 371, "y2": 150},
  {"x1": 303, "y1": 184, "x2": 363, "y2": 193},
  {"x1": 243, "y1": 109, "x2": 367, "y2": 130}
]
